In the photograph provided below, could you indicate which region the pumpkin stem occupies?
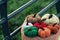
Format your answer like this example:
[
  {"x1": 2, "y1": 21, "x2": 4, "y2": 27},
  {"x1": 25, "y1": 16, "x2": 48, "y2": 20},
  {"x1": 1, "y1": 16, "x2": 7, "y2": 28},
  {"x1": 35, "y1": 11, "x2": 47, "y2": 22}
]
[
  {"x1": 53, "y1": 23, "x2": 57, "y2": 27},
  {"x1": 33, "y1": 14, "x2": 36, "y2": 18},
  {"x1": 40, "y1": 27, "x2": 44, "y2": 30},
  {"x1": 41, "y1": 18, "x2": 46, "y2": 21},
  {"x1": 28, "y1": 28, "x2": 31, "y2": 31},
  {"x1": 49, "y1": 14, "x2": 53, "y2": 19},
  {"x1": 26, "y1": 18, "x2": 28, "y2": 25}
]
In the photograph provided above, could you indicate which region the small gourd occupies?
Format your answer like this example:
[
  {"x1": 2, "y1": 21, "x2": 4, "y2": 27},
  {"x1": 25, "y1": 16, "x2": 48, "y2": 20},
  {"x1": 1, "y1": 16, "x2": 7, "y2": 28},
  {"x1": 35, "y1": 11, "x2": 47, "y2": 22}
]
[
  {"x1": 47, "y1": 23, "x2": 59, "y2": 34},
  {"x1": 24, "y1": 26, "x2": 38, "y2": 37},
  {"x1": 47, "y1": 24, "x2": 53, "y2": 30},
  {"x1": 52, "y1": 23, "x2": 59, "y2": 34},
  {"x1": 41, "y1": 14, "x2": 59, "y2": 24},
  {"x1": 38, "y1": 27, "x2": 51, "y2": 38},
  {"x1": 27, "y1": 14, "x2": 40, "y2": 23},
  {"x1": 33, "y1": 22, "x2": 46, "y2": 29}
]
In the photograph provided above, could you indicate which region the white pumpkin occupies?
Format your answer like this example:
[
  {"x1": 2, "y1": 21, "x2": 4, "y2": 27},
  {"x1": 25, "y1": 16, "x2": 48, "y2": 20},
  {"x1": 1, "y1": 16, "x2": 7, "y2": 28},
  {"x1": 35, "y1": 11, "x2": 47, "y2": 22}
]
[
  {"x1": 41, "y1": 14, "x2": 50, "y2": 19},
  {"x1": 49, "y1": 14, "x2": 59, "y2": 24},
  {"x1": 44, "y1": 19, "x2": 50, "y2": 24},
  {"x1": 41, "y1": 14, "x2": 59, "y2": 24}
]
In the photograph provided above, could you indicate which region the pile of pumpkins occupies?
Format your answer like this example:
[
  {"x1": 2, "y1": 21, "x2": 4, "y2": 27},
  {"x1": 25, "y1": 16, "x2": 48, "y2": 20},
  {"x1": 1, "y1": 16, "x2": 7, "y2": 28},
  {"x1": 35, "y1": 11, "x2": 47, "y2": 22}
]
[{"x1": 23, "y1": 14, "x2": 60, "y2": 38}]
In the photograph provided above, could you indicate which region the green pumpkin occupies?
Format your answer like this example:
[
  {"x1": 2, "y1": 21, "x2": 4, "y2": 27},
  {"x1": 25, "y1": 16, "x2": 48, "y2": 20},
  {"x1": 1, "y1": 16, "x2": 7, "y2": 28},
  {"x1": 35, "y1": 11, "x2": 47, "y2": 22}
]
[{"x1": 24, "y1": 26, "x2": 38, "y2": 37}]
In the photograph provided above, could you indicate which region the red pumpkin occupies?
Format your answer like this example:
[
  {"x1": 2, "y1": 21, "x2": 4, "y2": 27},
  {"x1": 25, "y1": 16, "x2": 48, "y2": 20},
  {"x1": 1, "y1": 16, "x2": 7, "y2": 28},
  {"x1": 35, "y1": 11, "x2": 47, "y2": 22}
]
[
  {"x1": 33, "y1": 22, "x2": 46, "y2": 29},
  {"x1": 33, "y1": 22, "x2": 41, "y2": 29},
  {"x1": 40, "y1": 22, "x2": 46, "y2": 27},
  {"x1": 38, "y1": 27, "x2": 51, "y2": 38}
]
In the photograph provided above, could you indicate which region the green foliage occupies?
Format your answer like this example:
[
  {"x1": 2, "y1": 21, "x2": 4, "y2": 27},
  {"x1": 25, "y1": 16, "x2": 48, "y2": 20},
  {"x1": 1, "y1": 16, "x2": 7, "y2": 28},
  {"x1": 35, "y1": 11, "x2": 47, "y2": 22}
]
[{"x1": 0, "y1": 0, "x2": 57, "y2": 40}]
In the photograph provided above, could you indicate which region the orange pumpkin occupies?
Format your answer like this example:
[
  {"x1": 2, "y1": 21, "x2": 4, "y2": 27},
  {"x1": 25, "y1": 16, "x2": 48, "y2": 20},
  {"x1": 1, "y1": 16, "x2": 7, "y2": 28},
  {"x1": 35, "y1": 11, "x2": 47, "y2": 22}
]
[
  {"x1": 38, "y1": 27, "x2": 51, "y2": 38},
  {"x1": 52, "y1": 24, "x2": 59, "y2": 34},
  {"x1": 47, "y1": 24, "x2": 53, "y2": 30},
  {"x1": 27, "y1": 14, "x2": 40, "y2": 23}
]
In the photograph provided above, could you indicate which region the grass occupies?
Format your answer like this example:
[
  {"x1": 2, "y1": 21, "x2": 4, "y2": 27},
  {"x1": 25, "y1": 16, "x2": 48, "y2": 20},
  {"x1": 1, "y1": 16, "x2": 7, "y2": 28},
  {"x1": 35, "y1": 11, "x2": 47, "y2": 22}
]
[{"x1": 0, "y1": 0, "x2": 57, "y2": 40}]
